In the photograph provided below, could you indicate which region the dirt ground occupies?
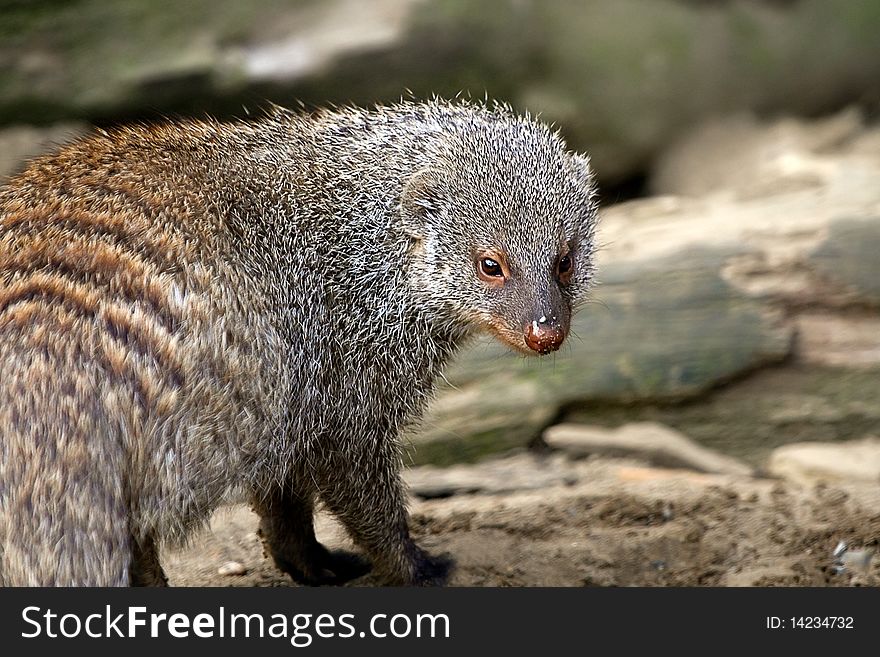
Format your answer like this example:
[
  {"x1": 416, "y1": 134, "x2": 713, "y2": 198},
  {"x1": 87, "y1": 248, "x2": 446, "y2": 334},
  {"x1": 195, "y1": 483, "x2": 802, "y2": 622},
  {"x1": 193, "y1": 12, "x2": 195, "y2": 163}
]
[{"x1": 164, "y1": 452, "x2": 880, "y2": 587}]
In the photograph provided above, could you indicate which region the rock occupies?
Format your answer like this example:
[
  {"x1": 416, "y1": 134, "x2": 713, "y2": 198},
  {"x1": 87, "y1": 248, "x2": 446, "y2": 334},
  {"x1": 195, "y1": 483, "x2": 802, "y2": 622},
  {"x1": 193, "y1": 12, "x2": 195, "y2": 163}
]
[
  {"x1": 650, "y1": 108, "x2": 865, "y2": 197},
  {"x1": 217, "y1": 560, "x2": 247, "y2": 576},
  {"x1": 561, "y1": 366, "x2": 880, "y2": 469},
  {"x1": 647, "y1": 114, "x2": 880, "y2": 367},
  {"x1": 839, "y1": 549, "x2": 874, "y2": 575},
  {"x1": 809, "y1": 217, "x2": 880, "y2": 306},
  {"x1": 543, "y1": 422, "x2": 754, "y2": 476},
  {"x1": 796, "y1": 312, "x2": 880, "y2": 368},
  {"x1": 768, "y1": 437, "x2": 880, "y2": 484},
  {"x1": 405, "y1": 452, "x2": 578, "y2": 499}
]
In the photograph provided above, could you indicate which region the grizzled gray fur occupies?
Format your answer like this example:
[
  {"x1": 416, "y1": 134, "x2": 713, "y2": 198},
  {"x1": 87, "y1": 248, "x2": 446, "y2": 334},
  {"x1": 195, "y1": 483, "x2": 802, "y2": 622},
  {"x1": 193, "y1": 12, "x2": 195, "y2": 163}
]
[{"x1": 0, "y1": 100, "x2": 599, "y2": 586}]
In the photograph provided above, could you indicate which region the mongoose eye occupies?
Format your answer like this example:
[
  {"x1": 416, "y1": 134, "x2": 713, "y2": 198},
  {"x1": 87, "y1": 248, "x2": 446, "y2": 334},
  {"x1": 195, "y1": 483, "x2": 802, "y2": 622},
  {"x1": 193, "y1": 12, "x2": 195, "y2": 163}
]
[
  {"x1": 476, "y1": 253, "x2": 508, "y2": 287},
  {"x1": 478, "y1": 258, "x2": 504, "y2": 279},
  {"x1": 557, "y1": 254, "x2": 574, "y2": 284}
]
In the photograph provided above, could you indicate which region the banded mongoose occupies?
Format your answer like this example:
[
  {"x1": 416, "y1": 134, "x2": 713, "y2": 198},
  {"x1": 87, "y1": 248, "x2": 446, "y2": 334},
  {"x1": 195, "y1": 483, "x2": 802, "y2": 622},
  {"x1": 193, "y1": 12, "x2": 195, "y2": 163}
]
[{"x1": 0, "y1": 100, "x2": 599, "y2": 586}]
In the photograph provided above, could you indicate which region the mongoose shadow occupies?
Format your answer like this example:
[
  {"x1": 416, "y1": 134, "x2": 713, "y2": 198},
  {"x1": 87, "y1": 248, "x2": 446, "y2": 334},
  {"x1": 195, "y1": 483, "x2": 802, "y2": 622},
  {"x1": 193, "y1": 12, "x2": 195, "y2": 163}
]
[{"x1": 0, "y1": 100, "x2": 598, "y2": 586}]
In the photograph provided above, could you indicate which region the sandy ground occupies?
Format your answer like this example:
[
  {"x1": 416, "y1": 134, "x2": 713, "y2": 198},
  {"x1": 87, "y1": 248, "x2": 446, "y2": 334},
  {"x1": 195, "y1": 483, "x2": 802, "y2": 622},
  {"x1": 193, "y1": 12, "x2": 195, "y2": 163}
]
[{"x1": 164, "y1": 453, "x2": 880, "y2": 587}]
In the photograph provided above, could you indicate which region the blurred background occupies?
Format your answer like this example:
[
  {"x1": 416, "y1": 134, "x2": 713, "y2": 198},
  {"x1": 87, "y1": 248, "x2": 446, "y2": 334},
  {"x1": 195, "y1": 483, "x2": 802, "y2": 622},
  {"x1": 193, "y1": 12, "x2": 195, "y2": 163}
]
[
  {"x1": 3, "y1": 0, "x2": 880, "y2": 188},
  {"x1": 3, "y1": 0, "x2": 880, "y2": 586}
]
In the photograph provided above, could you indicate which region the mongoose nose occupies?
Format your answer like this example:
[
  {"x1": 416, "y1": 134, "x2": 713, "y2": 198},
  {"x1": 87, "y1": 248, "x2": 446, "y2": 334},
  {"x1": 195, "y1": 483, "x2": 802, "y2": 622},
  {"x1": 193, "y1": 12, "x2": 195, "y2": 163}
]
[{"x1": 525, "y1": 317, "x2": 565, "y2": 354}]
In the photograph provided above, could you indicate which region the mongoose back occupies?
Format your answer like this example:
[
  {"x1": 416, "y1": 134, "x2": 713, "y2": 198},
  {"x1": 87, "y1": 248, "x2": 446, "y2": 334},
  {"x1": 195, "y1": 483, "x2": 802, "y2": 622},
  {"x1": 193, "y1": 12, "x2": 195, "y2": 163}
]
[{"x1": 0, "y1": 100, "x2": 599, "y2": 586}]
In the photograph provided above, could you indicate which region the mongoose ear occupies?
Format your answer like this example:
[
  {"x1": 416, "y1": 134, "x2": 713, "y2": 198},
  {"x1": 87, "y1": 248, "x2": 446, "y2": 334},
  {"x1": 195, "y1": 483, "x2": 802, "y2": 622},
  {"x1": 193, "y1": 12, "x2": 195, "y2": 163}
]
[
  {"x1": 400, "y1": 168, "x2": 444, "y2": 239},
  {"x1": 568, "y1": 153, "x2": 595, "y2": 188}
]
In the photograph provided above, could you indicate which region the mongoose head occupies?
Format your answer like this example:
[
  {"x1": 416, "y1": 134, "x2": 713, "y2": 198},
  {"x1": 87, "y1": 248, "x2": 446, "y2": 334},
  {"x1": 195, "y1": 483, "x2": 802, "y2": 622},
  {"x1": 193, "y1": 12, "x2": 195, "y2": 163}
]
[{"x1": 401, "y1": 105, "x2": 599, "y2": 355}]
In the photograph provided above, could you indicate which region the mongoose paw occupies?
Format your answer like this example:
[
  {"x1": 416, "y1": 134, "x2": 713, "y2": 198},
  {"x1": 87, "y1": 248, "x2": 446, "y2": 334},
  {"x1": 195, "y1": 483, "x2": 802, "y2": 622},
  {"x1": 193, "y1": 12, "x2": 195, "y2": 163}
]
[
  {"x1": 276, "y1": 546, "x2": 372, "y2": 587},
  {"x1": 411, "y1": 551, "x2": 454, "y2": 587}
]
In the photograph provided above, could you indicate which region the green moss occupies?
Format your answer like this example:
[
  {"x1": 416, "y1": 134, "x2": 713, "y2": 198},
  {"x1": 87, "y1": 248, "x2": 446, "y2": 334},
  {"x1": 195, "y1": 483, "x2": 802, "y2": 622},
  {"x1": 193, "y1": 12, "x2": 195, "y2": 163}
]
[
  {"x1": 813, "y1": 0, "x2": 880, "y2": 45},
  {"x1": 729, "y1": 6, "x2": 776, "y2": 73},
  {"x1": 405, "y1": 427, "x2": 532, "y2": 468}
]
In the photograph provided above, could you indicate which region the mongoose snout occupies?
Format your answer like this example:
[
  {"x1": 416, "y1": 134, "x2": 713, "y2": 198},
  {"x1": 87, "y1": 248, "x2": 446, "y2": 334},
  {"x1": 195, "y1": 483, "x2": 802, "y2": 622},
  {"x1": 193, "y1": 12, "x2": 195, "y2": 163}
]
[
  {"x1": 525, "y1": 316, "x2": 565, "y2": 354},
  {"x1": 0, "y1": 99, "x2": 599, "y2": 586}
]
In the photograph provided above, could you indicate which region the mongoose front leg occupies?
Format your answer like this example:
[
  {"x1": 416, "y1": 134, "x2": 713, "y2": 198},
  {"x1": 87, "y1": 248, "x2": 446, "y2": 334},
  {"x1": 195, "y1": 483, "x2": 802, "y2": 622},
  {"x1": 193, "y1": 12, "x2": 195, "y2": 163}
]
[
  {"x1": 129, "y1": 532, "x2": 168, "y2": 586},
  {"x1": 317, "y1": 437, "x2": 452, "y2": 586},
  {"x1": 252, "y1": 487, "x2": 370, "y2": 585}
]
